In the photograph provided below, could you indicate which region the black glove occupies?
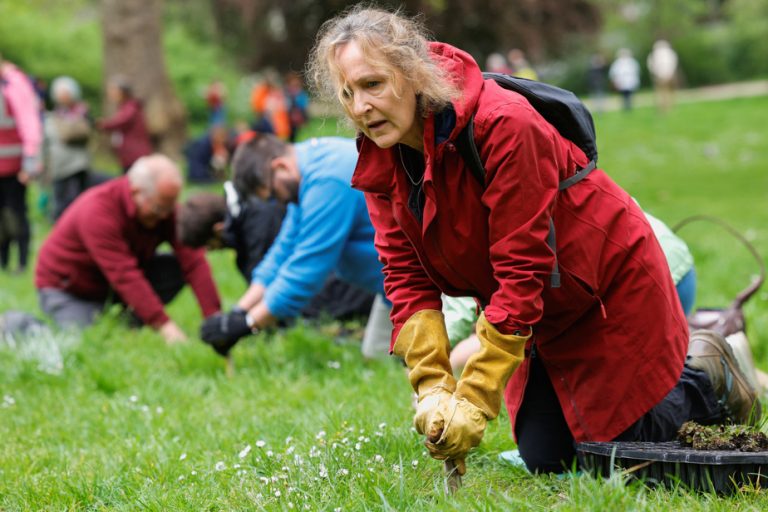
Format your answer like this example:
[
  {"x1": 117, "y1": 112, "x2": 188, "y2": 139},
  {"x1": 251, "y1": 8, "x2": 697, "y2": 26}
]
[{"x1": 200, "y1": 308, "x2": 254, "y2": 356}]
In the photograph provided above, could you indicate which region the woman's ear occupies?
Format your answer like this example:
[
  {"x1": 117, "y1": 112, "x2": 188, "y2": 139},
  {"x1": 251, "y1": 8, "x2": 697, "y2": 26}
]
[{"x1": 212, "y1": 221, "x2": 225, "y2": 236}]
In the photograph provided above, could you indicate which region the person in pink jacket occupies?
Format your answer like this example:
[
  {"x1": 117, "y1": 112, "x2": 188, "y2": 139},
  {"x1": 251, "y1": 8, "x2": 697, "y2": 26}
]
[
  {"x1": 0, "y1": 54, "x2": 42, "y2": 273},
  {"x1": 309, "y1": 6, "x2": 760, "y2": 475}
]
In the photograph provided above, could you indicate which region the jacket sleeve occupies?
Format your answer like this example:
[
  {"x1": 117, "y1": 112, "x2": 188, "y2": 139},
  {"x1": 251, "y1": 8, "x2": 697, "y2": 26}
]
[
  {"x1": 474, "y1": 103, "x2": 563, "y2": 334},
  {"x1": 77, "y1": 209, "x2": 169, "y2": 327},
  {"x1": 170, "y1": 236, "x2": 222, "y2": 318},
  {"x1": 98, "y1": 102, "x2": 137, "y2": 131},
  {"x1": 364, "y1": 192, "x2": 442, "y2": 346},
  {"x1": 3, "y1": 66, "x2": 42, "y2": 157},
  {"x1": 260, "y1": 178, "x2": 361, "y2": 319}
]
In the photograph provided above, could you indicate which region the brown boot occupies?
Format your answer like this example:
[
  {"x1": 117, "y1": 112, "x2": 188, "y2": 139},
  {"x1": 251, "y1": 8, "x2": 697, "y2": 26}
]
[{"x1": 687, "y1": 329, "x2": 762, "y2": 424}]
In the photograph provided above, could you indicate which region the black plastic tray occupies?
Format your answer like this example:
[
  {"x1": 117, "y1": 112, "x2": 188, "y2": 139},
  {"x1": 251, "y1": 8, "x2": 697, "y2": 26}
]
[{"x1": 577, "y1": 441, "x2": 768, "y2": 493}]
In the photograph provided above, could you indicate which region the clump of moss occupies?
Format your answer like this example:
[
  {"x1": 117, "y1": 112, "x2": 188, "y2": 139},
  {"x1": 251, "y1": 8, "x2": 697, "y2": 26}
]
[{"x1": 677, "y1": 421, "x2": 768, "y2": 451}]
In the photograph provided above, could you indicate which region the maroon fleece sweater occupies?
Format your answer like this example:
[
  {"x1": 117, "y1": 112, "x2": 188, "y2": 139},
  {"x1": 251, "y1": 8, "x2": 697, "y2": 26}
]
[{"x1": 35, "y1": 177, "x2": 221, "y2": 326}]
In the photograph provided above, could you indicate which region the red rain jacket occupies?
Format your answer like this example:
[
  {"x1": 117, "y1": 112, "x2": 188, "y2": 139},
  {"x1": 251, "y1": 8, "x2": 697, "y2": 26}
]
[{"x1": 351, "y1": 42, "x2": 688, "y2": 442}]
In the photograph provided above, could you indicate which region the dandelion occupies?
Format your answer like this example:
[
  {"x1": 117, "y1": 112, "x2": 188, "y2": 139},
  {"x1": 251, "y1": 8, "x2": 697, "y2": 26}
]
[
  {"x1": 327, "y1": 360, "x2": 341, "y2": 369},
  {"x1": 214, "y1": 461, "x2": 226, "y2": 471},
  {"x1": 256, "y1": 440, "x2": 266, "y2": 448},
  {"x1": 239, "y1": 445, "x2": 252, "y2": 459},
  {"x1": 179, "y1": 453, "x2": 187, "y2": 461}
]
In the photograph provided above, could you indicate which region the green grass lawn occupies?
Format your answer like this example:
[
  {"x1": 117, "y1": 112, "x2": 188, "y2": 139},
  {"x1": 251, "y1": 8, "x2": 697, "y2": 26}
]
[{"x1": 2, "y1": 96, "x2": 768, "y2": 510}]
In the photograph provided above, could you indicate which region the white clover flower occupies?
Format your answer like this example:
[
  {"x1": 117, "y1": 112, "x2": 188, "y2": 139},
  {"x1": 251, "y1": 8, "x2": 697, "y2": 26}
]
[
  {"x1": 304, "y1": 504, "x2": 311, "y2": 510},
  {"x1": 319, "y1": 464, "x2": 328, "y2": 478},
  {"x1": 281, "y1": 466, "x2": 290, "y2": 472},
  {"x1": 256, "y1": 440, "x2": 266, "y2": 448},
  {"x1": 271, "y1": 476, "x2": 280, "y2": 483},
  {"x1": 259, "y1": 477, "x2": 270, "y2": 484},
  {"x1": 191, "y1": 470, "x2": 197, "y2": 475},
  {"x1": 327, "y1": 360, "x2": 341, "y2": 369},
  {"x1": 392, "y1": 464, "x2": 401, "y2": 474},
  {"x1": 140, "y1": 405, "x2": 150, "y2": 413},
  {"x1": 337, "y1": 468, "x2": 349, "y2": 476},
  {"x1": 178, "y1": 475, "x2": 185, "y2": 481},
  {"x1": 286, "y1": 445, "x2": 295, "y2": 455},
  {"x1": 294, "y1": 454, "x2": 304, "y2": 466},
  {"x1": 309, "y1": 446, "x2": 321, "y2": 458},
  {"x1": 378, "y1": 422, "x2": 387, "y2": 430},
  {"x1": 179, "y1": 453, "x2": 187, "y2": 461},
  {"x1": 354, "y1": 442, "x2": 362, "y2": 451},
  {"x1": 266, "y1": 450, "x2": 274, "y2": 457},
  {"x1": 288, "y1": 502, "x2": 294, "y2": 509},
  {"x1": 2, "y1": 395, "x2": 15, "y2": 407},
  {"x1": 411, "y1": 460, "x2": 419, "y2": 468},
  {"x1": 129, "y1": 395, "x2": 139, "y2": 403},
  {"x1": 285, "y1": 436, "x2": 293, "y2": 445},
  {"x1": 316, "y1": 430, "x2": 326, "y2": 440},
  {"x1": 373, "y1": 454, "x2": 384, "y2": 463},
  {"x1": 214, "y1": 461, "x2": 226, "y2": 471},
  {"x1": 335, "y1": 508, "x2": 342, "y2": 512},
  {"x1": 274, "y1": 490, "x2": 281, "y2": 497},
  {"x1": 234, "y1": 463, "x2": 241, "y2": 469},
  {"x1": 239, "y1": 445, "x2": 252, "y2": 459},
  {"x1": 332, "y1": 442, "x2": 340, "y2": 450},
  {"x1": 374, "y1": 431, "x2": 384, "y2": 437}
]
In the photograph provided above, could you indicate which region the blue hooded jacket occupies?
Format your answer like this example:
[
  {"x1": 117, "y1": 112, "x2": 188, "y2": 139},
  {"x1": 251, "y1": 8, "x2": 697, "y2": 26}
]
[{"x1": 251, "y1": 137, "x2": 384, "y2": 319}]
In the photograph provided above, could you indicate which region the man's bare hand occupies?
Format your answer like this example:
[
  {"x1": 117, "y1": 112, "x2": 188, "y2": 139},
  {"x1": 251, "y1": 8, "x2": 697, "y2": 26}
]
[{"x1": 159, "y1": 320, "x2": 188, "y2": 344}]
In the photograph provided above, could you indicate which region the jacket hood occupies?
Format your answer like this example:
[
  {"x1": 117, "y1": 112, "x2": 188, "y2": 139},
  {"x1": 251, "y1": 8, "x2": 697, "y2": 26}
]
[
  {"x1": 426, "y1": 41, "x2": 484, "y2": 141},
  {"x1": 352, "y1": 42, "x2": 484, "y2": 192}
]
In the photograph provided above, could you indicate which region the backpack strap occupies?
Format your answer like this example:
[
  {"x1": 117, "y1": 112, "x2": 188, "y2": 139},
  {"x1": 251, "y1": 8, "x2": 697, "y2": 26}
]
[{"x1": 455, "y1": 116, "x2": 597, "y2": 288}]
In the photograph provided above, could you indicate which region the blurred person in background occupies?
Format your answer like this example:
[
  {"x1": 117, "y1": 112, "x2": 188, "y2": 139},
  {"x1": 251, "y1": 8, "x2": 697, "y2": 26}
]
[
  {"x1": 44, "y1": 76, "x2": 107, "y2": 220},
  {"x1": 35, "y1": 154, "x2": 221, "y2": 343},
  {"x1": 507, "y1": 48, "x2": 538, "y2": 80},
  {"x1": 284, "y1": 71, "x2": 310, "y2": 142},
  {"x1": 647, "y1": 40, "x2": 679, "y2": 113},
  {"x1": 97, "y1": 76, "x2": 153, "y2": 173},
  {"x1": 0, "y1": 53, "x2": 42, "y2": 274},
  {"x1": 250, "y1": 71, "x2": 291, "y2": 140},
  {"x1": 609, "y1": 48, "x2": 641, "y2": 111}
]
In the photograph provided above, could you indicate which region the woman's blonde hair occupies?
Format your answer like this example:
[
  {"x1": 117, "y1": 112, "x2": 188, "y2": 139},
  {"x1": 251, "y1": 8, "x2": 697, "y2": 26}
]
[{"x1": 307, "y1": 5, "x2": 459, "y2": 120}]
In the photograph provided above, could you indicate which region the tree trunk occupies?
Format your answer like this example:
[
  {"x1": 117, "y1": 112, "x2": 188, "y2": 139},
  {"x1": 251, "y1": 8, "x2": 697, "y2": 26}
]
[{"x1": 102, "y1": 0, "x2": 187, "y2": 161}]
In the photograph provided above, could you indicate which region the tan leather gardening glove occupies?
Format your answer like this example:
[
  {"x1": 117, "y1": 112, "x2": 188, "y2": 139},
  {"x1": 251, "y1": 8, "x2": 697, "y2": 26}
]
[
  {"x1": 425, "y1": 312, "x2": 530, "y2": 462},
  {"x1": 392, "y1": 309, "x2": 457, "y2": 441}
]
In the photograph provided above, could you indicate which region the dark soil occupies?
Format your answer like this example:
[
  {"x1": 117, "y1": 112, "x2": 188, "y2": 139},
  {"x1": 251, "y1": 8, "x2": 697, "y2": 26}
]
[{"x1": 677, "y1": 421, "x2": 768, "y2": 452}]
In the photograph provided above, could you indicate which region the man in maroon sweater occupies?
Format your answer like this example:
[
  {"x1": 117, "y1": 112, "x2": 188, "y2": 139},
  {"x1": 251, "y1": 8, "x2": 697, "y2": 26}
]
[{"x1": 35, "y1": 154, "x2": 221, "y2": 343}]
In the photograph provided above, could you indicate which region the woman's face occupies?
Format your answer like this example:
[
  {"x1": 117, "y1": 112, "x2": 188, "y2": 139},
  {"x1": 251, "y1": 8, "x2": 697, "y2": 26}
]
[{"x1": 335, "y1": 41, "x2": 422, "y2": 151}]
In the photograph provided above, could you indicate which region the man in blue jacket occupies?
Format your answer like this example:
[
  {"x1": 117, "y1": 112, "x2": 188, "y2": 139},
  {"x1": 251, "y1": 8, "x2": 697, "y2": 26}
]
[{"x1": 200, "y1": 134, "x2": 391, "y2": 357}]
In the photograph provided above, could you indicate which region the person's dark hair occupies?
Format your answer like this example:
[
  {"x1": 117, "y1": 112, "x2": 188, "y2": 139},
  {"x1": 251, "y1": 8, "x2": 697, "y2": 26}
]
[
  {"x1": 231, "y1": 133, "x2": 289, "y2": 197},
  {"x1": 177, "y1": 193, "x2": 227, "y2": 247},
  {"x1": 110, "y1": 75, "x2": 134, "y2": 99}
]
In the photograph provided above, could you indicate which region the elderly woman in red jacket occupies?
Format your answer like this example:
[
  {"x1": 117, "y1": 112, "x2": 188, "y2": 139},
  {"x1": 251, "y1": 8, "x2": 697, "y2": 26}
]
[{"x1": 308, "y1": 7, "x2": 760, "y2": 475}]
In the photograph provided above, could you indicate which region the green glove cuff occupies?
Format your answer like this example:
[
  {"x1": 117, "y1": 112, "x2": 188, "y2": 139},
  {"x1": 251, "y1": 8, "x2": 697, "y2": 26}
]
[
  {"x1": 393, "y1": 309, "x2": 457, "y2": 396},
  {"x1": 455, "y1": 312, "x2": 530, "y2": 419}
]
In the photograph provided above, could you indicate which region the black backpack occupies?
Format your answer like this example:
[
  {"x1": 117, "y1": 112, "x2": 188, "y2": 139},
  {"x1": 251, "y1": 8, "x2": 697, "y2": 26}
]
[{"x1": 454, "y1": 73, "x2": 599, "y2": 287}]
